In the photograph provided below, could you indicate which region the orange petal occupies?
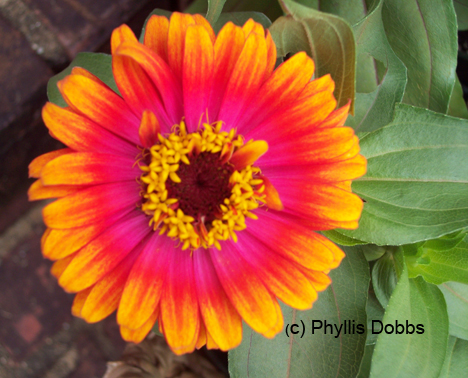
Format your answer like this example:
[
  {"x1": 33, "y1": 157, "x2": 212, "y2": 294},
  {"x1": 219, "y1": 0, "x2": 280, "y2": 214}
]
[
  {"x1": 111, "y1": 24, "x2": 138, "y2": 54},
  {"x1": 260, "y1": 175, "x2": 283, "y2": 211},
  {"x1": 264, "y1": 30, "x2": 277, "y2": 80},
  {"x1": 301, "y1": 154, "x2": 367, "y2": 183},
  {"x1": 58, "y1": 74, "x2": 140, "y2": 144},
  {"x1": 43, "y1": 209, "x2": 130, "y2": 261},
  {"x1": 263, "y1": 127, "x2": 358, "y2": 167},
  {"x1": 230, "y1": 140, "x2": 268, "y2": 170},
  {"x1": 50, "y1": 253, "x2": 77, "y2": 279},
  {"x1": 299, "y1": 74, "x2": 335, "y2": 100},
  {"x1": 193, "y1": 250, "x2": 242, "y2": 351},
  {"x1": 242, "y1": 18, "x2": 265, "y2": 37},
  {"x1": 139, "y1": 110, "x2": 161, "y2": 148},
  {"x1": 120, "y1": 308, "x2": 158, "y2": 343},
  {"x1": 193, "y1": 14, "x2": 216, "y2": 43},
  {"x1": 41, "y1": 152, "x2": 138, "y2": 186},
  {"x1": 28, "y1": 179, "x2": 82, "y2": 201},
  {"x1": 42, "y1": 103, "x2": 138, "y2": 156},
  {"x1": 206, "y1": 329, "x2": 220, "y2": 350},
  {"x1": 282, "y1": 182, "x2": 364, "y2": 228},
  {"x1": 246, "y1": 88, "x2": 337, "y2": 144},
  {"x1": 118, "y1": 234, "x2": 173, "y2": 330},
  {"x1": 183, "y1": 24, "x2": 214, "y2": 129},
  {"x1": 237, "y1": 52, "x2": 315, "y2": 133},
  {"x1": 115, "y1": 42, "x2": 183, "y2": 124},
  {"x1": 210, "y1": 244, "x2": 283, "y2": 338},
  {"x1": 112, "y1": 54, "x2": 169, "y2": 125},
  {"x1": 167, "y1": 12, "x2": 197, "y2": 79},
  {"x1": 29, "y1": 148, "x2": 73, "y2": 178},
  {"x1": 217, "y1": 32, "x2": 268, "y2": 126},
  {"x1": 247, "y1": 210, "x2": 340, "y2": 271},
  {"x1": 41, "y1": 228, "x2": 51, "y2": 251},
  {"x1": 160, "y1": 250, "x2": 200, "y2": 355},
  {"x1": 144, "y1": 15, "x2": 169, "y2": 61},
  {"x1": 239, "y1": 231, "x2": 318, "y2": 310},
  {"x1": 195, "y1": 321, "x2": 207, "y2": 350},
  {"x1": 300, "y1": 268, "x2": 332, "y2": 292},
  {"x1": 58, "y1": 211, "x2": 149, "y2": 293},
  {"x1": 43, "y1": 181, "x2": 140, "y2": 229},
  {"x1": 70, "y1": 67, "x2": 103, "y2": 84},
  {"x1": 81, "y1": 246, "x2": 141, "y2": 323},
  {"x1": 71, "y1": 287, "x2": 93, "y2": 317},
  {"x1": 209, "y1": 22, "x2": 245, "y2": 120},
  {"x1": 320, "y1": 101, "x2": 350, "y2": 128}
]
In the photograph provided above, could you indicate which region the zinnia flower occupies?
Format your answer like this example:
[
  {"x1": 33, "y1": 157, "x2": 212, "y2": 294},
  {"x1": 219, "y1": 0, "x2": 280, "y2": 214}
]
[{"x1": 28, "y1": 12, "x2": 366, "y2": 355}]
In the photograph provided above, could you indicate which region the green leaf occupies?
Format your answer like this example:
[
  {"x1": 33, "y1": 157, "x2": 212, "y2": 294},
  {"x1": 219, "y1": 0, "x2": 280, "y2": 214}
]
[
  {"x1": 366, "y1": 290, "x2": 385, "y2": 345},
  {"x1": 270, "y1": 0, "x2": 356, "y2": 112},
  {"x1": 345, "y1": 0, "x2": 407, "y2": 132},
  {"x1": 321, "y1": 229, "x2": 366, "y2": 246},
  {"x1": 294, "y1": 0, "x2": 369, "y2": 25},
  {"x1": 448, "y1": 77, "x2": 468, "y2": 119},
  {"x1": 206, "y1": 0, "x2": 227, "y2": 25},
  {"x1": 185, "y1": 0, "x2": 283, "y2": 23},
  {"x1": 439, "y1": 281, "x2": 468, "y2": 340},
  {"x1": 338, "y1": 103, "x2": 468, "y2": 245},
  {"x1": 381, "y1": 0, "x2": 458, "y2": 113},
  {"x1": 357, "y1": 344, "x2": 375, "y2": 378},
  {"x1": 369, "y1": 251, "x2": 449, "y2": 378},
  {"x1": 228, "y1": 247, "x2": 369, "y2": 378},
  {"x1": 439, "y1": 336, "x2": 468, "y2": 377},
  {"x1": 423, "y1": 231, "x2": 466, "y2": 251},
  {"x1": 453, "y1": 0, "x2": 468, "y2": 30},
  {"x1": 358, "y1": 244, "x2": 387, "y2": 262},
  {"x1": 371, "y1": 249, "x2": 400, "y2": 308},
  {"x1": 212, "y1": 12, "x2": 272, "y2": 34},
  {"x1": 47, "y1": 52, "x2": 118, "y2": 107},
  {"x1": 405, "y1": 233, "x2": 468, "y2": 285}
]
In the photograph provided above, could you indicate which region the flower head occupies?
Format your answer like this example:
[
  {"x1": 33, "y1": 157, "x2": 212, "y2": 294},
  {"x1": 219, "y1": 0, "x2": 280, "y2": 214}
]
[{"x1": 29, "y1": 12, "x2": 366, "y2": 354}]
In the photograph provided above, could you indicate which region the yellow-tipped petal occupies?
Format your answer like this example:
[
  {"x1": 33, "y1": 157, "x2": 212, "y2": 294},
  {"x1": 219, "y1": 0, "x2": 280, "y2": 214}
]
[
  {"x1": 261, "y1": 175, "x2": 283, "y2": 211},
  {"x1": 230, "y1": 140, "x2": 268, "y2": 170}
]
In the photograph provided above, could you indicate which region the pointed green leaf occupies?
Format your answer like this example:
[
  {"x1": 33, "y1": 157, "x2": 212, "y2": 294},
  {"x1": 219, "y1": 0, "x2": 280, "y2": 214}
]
[
  {"x1": 228, "y1": 247, "x2": 369, "y2": 378},
  {"x1": 357, "y1": 344, "x2": 375, "y2": 378},
  {"x1": 185, "y1": 0, "x2": 283, "y2": 23},
  {"x1": 371, "y1": 249, "x2": 400, "y2": 309},
  {"x1": 448, "y1": 77, "x2": 468, "y2": 118},
  {"x1": 439, "y1": 281, "x2": 468, "y2": 340},
  {"x1": 405, "y1": 233, "x2": 468, "y2": 285},
  {"x1": 358, "y1": 244, "x2": 387, "y2": 262},
  {"x1": 47, "y1": 52, "x2": 118, "y2": 108},
  {"x1": 346, "y1": 0, "x2": 407, "y2": 132},
  {"x1": 206, "y1": 0, "x2": 227, "y2": 25},
  {"x1": 338, "y1": 103, "x2": 468, "y2": 245},
  {"x1": 369, "y1": 251, "x2": 449, "y2": 378},
  {"x1": 270, "y1": 0, "x2": 356, "y2": 111},
  {"x1": 382, "y1": 0, "x2": 458, "y2": 113},
  {"x1": 316, "y1": 0, "x2": 368, "y2": 25},
  {"x1": 454, "y1": 0, "x2": 468, "y2": 30},
  {"x1": 439, "y1": 336, "x2": 468, "y2": 377},
  {"x1": 321, "y1": 229, "x2": 366, "y2": 246},
  {"x1": 365, "y1": 291, "x2": 385, "y2": 345}
]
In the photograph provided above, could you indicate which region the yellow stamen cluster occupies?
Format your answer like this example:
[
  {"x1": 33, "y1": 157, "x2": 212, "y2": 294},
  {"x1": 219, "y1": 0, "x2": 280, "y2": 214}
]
[{"x1": 139, "y1": 121, "x2": 265, "y2": 250}]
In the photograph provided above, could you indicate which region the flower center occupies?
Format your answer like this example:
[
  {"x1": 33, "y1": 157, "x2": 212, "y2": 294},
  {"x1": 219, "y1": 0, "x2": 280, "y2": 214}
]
[
  {"x1": 139, "y1": 121, "x2": 268, "y2": 250},
  {"x1": 166, "y1": 152, "x2": 234, "y2": 224}
]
